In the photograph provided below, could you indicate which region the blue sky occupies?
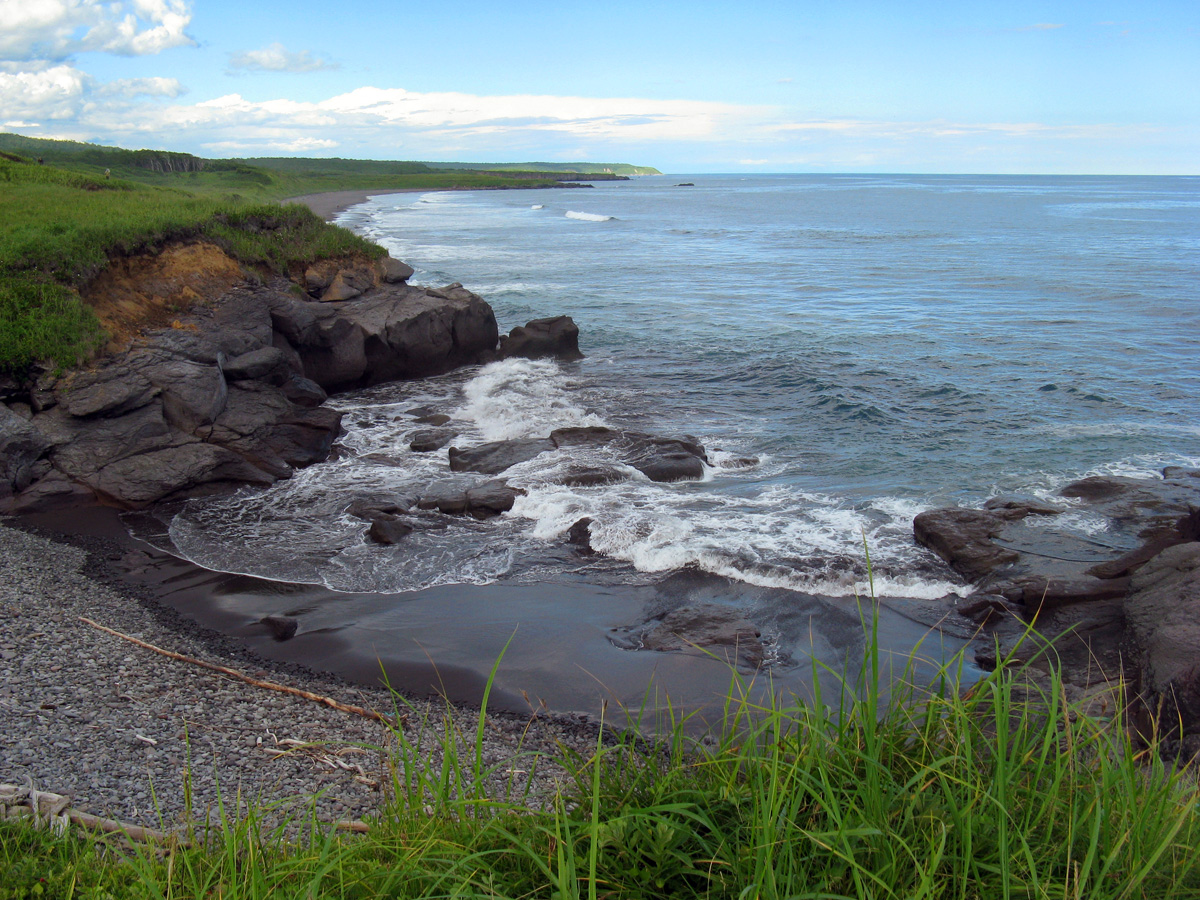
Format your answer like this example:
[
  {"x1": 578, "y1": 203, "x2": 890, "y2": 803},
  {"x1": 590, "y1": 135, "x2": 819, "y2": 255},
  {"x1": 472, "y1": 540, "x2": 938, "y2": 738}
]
[{"x1": 1, "y1": 0, "x2": 1196, "y2": 172}]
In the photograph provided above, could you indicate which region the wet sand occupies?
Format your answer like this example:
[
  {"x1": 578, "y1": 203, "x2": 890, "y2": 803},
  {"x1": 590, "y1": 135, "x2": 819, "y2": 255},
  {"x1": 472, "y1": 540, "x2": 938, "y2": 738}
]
[
  {"x1": 16, "y1": 506, "x2": 972, "y2": 730},
  {"x1": 284, "y1": 188, "x2": 425, "y2": 221}
]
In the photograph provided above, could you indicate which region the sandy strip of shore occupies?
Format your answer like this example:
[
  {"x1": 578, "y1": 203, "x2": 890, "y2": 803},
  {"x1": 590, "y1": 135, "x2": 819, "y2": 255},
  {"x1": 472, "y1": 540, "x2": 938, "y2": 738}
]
[
  {"x1": 283, "y1": 188, "x2": 425, "y2": 222},
  {"x1": 0, "y1": 518, "x2": 596, "y2": 832}
]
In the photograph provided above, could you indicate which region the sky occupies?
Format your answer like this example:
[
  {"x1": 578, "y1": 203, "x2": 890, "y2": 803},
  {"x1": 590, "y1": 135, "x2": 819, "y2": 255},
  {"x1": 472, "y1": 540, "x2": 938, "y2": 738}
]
[{"x1": 0, "y1": 0, "x2": 1197, "y2": 173}]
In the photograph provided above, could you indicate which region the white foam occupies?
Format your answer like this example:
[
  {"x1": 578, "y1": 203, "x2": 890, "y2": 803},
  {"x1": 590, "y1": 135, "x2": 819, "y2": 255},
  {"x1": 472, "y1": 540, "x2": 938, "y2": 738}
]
[
  {"x1": 454, "y1": 358, "x2": 607, "y2": 442},
  {"x1": 531, "y1": 204, "x2": 544, "y2": 210},
  {"x1": 566, "y1": 210, "x2": 614, "y2": 222}
]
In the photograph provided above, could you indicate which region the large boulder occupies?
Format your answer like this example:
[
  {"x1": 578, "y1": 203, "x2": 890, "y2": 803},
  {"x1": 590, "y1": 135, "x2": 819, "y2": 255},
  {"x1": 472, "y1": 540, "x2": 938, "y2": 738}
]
[
  {"x1": 269, "y1": 282, "x2": 498, "y2": 392},
  {"x1": 499, "y1": 316, "x2": 582, "y2": 361}
]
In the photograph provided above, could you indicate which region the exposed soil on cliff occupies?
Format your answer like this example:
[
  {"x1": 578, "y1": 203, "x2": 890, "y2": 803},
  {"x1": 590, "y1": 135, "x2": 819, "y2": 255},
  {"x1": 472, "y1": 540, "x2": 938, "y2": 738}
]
[{"x1": 82, "y1": 242, "x2": 246, "y2": 351}]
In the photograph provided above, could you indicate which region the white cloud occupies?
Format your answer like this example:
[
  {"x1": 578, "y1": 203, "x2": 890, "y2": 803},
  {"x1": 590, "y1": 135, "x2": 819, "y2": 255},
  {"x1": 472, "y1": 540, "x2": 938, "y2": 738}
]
[
  {"x1": 204, "y1": 136, "x2": 339, "y2": 153},
  {"x1": 0, "y1": 0, "x2": 194, "y2": 62},
  {"x1": 228, "y1": 42, "x2": 338, "y2": 73},
  {"x1": 0, "y1": 63, "x2": 87, "y2": 119},
  {"x1": 94, "y1": 75, "x2": 183, "y2": 97},
  {"x1": 1014, "y1": 23, "x2": 1064, "y2": 32}
]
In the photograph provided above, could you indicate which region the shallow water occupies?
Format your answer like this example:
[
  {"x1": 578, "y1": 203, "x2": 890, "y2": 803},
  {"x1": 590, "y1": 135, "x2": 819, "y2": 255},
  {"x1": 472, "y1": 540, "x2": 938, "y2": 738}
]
[{"x1": 158, "y1": 174, "x2": 1200, "y2": 715}]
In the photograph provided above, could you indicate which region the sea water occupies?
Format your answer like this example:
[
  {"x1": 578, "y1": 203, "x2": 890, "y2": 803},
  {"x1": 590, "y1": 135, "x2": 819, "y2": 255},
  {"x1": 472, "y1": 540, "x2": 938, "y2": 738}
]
[{"x1": 167, "y1": 174, "x2": 1200, "y2": 602}]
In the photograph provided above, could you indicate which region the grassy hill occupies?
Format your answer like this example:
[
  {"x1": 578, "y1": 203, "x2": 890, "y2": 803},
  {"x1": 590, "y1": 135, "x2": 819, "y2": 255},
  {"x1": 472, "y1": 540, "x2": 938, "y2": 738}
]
[{"x1": 0, "y1": 133, "x2": 659, "y2": 377}]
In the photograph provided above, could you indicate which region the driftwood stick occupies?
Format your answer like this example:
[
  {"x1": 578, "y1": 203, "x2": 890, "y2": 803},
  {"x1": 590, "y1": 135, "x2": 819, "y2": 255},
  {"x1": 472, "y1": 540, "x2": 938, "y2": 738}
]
[
  {"x1": 79, "y1": 617, "x2": 400, "y2": 728},
  {"x1": 68, "y1": 809, "x2": 177, "y2": 844}
]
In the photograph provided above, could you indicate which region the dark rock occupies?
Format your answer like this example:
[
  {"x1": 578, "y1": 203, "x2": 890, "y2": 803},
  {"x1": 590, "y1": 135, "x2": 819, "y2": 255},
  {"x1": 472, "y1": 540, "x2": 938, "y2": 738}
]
[
  {"x1": 88, "y1": 443, "x2": 275, "y2": 507},
  {"x1": 626, "y1": 437, "x2": 706, "y2": 482},
  {"x1": 261, "y1": 615, "x2": 298, "y2": 641},
  {"x1": 1060, "y1": 476, "x2": 1136, "y2": 502},
  {"x1": 0, "y1": 405, "x2": 52, "y2": 497},
  {"x1": 1, "y1": 472, "x2": 96, "y2": 513},
  {"x1": 140, "y1": 357, "x2": 228, "y2": 433},
  {"x1": 272, "y1": 282, "x2": 498, "y2": 392},
  {"x1": 956, "y1": 594, "x2": 1020, "y2": 625},
  {"x1": 38, "y1": 401, "x2": 176, "y2": 480},
  {"x1": 281, "y1": 374, "x2": 327, "y2": 408},
  {"x1": 367, "y1": 516, "x2": 415, "y2": 545},
  {"x1": 415, "y1": 479, "x2": 516, "y2": 519},
  {"x1": 60, "y1": 369, "x2": 158, "y2": 419},
  {"x1": 347, "y1": 496, "x2": 414, "y2": 519},
  {"x1": 465, "y1": 480, "x2": 517, "y2": 518},
  {"x1": 361, "y1": 453, "x2": 407, "y2": 468},
  {"x1": 548, "y1": 427, "x2": 708, "y2": 483},
  {"x1": 380, "y1": 257, "x2": 415, "y2": 284},
  {"x1": 416, "y1": 482, "x2": 470, "y2": 515},
  {"x1": 983, "y1": 497, "x2": 1062, "y2": 516},
  {"x1": 223, "y1": 347, "x2": 291, "y2": 383},
  {"x1": 414, "y1": 413, "x2": 451, "y2": 426},
  {"x1": 565, "y1": 517, "x2": 595, "y2": 554},
  {"x1": 558, "y1": 465, "x2": 627, "y2": 487},
  {"x1": 410, "y1": 430, "x2": 453, "y2": 453},
  {"x1": 499, "y1": 316, "x2": 583, "y2": 361},
  {"x1": 448, "y1": 439, "x2": 556, "y2": 475},
  {"x1": 638, "y1": 603, "x2": 766, "y2": 667},
  {"x1": 1012, "y1": 575, "x2": 1131, "y2": 613},
  {"x1": 1124, "y1": 543, "x2": 1200, "y2": 754},
  {"x1": 913, "y1": 507, "x2": 1025, "y2": 582}
]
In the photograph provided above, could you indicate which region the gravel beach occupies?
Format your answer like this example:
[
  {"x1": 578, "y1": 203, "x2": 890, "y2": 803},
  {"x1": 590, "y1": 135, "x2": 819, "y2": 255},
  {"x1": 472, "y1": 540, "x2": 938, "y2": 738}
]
[{"x1": 0, "y1": 519, "x2": 599, "y2": 833}]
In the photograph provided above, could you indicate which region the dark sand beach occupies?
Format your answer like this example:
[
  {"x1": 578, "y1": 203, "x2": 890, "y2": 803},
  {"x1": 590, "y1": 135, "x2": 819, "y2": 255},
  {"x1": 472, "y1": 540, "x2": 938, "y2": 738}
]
[{"x1": 284, "y1": 188, "x2": 425, "y2": 220}]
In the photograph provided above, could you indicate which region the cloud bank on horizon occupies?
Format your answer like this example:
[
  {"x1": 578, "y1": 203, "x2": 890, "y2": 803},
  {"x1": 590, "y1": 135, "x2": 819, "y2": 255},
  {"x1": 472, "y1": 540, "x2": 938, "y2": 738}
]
[{"x1": 0, "y1": 0, "x2": 1195, "y2": 173}]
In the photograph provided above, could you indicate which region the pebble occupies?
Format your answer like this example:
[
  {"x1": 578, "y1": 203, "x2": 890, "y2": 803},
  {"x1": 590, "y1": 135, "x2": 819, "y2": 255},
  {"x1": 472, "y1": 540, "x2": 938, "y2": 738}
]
[{"x1": 0, "y1": 521, "x2": 601, "y2": 833}]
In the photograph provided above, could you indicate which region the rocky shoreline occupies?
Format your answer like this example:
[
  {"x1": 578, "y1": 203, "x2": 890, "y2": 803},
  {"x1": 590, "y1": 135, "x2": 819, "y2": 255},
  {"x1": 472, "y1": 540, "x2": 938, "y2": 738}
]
[{"x1": 2, "y1": 191, "x2": 1198, "y2": 842}]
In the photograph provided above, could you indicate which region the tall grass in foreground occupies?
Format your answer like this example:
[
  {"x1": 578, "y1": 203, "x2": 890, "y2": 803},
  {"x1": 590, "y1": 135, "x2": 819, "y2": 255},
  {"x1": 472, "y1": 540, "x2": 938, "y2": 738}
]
[{"x1": 3, "y1": 609, "x2": 1199, "y2": 899}]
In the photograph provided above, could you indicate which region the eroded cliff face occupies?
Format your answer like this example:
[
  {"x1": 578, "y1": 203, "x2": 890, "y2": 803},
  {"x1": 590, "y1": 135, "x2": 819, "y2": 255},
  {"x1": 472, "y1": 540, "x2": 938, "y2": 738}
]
[{"x1": 0, "y1": 243, "x2": 499, "y2": 511}]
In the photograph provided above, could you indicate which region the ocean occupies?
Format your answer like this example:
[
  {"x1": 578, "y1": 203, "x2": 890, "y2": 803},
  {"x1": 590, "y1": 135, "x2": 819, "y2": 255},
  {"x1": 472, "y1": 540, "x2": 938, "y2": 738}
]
[{"x1": 157, "y1": 174, "x2": 1200, "y2": 715}]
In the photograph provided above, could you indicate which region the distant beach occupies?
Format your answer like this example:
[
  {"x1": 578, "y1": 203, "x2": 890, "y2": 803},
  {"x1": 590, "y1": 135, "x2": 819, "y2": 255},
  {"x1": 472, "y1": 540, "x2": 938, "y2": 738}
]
[{"x1": 285, "y1": 187, "x2": 425, "y2": 221}]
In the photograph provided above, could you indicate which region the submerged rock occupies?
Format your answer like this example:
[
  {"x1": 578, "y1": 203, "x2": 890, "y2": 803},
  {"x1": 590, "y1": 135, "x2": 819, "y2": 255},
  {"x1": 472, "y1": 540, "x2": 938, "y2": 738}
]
[{"x1": 630, "y1": 603, "x2": 768, "y2": 668}]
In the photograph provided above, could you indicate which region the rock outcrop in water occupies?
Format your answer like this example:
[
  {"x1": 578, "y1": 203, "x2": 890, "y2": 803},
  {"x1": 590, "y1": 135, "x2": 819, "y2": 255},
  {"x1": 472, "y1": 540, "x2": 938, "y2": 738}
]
[
  {"x1": 915, "y1": 469, "x2": 1200, "y2": 759},
  {"x1": 449, "y1": 426, "x2": 709, "y2": 483},
  {"x1": 0, "y1": 247, "x2": 500, "y2": 512}
]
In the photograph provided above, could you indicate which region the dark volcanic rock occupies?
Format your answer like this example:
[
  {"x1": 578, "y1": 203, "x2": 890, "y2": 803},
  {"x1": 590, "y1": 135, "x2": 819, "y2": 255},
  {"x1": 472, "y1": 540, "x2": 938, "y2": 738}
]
[
  {"x1": 0, "y1": 405, "x2": 52, "y2": 497},
  {"x1": 367, "y1": 516, "x2": 415, "y2": 545},
  {"x1": 415, "y1": 479, "x2": 517, "y2": 519},
  {"x1": 465, "y1": 480, "x2": 518, "y2": 517},
  {"x1": 448, "y1": 439, "x2": 556, "y2": 475},
  {"x1": 269, "y1": 281, "x2": 498, "y2": 392},
  {"x1": 499, "y1": 316, "x2": 582, "y2": 361},
  {"x1": 380, "y1": 257, "x2": 414, "y2": 284},
  {"x1": 913, "y1": 507, "x2": 1026, "y2": 582},
  {"x1": 565, "y1": 517, "x2": 596, "y2": 554},
  {"x1": 1124, "y1": 542, "x2": 1200, "y2": 757},
  {"x1": 410, "y1": 430, "x2": 453, "y2": 453},
  {"x1": 549, "y1": 427, "x2": 708, "y2": 483},
  {"x1": 223, "y1": 347, "x2": 292, "y2": 383},
  {"x1": 61, "y1": 368, "x2": 158, "y2": 419},
  {"x1": 1, "y1": 267, "x2": 503, "y2": 511}
]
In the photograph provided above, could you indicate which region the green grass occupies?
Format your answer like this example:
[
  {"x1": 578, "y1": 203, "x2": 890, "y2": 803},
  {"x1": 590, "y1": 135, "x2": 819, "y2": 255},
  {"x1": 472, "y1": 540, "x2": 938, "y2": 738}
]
[
  {"x1": 0, "y1": 155, "x2": 388, "y2": 378},
  {"x1": 3, "y1": 605, "x2": 1198, "y2": 899}
]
